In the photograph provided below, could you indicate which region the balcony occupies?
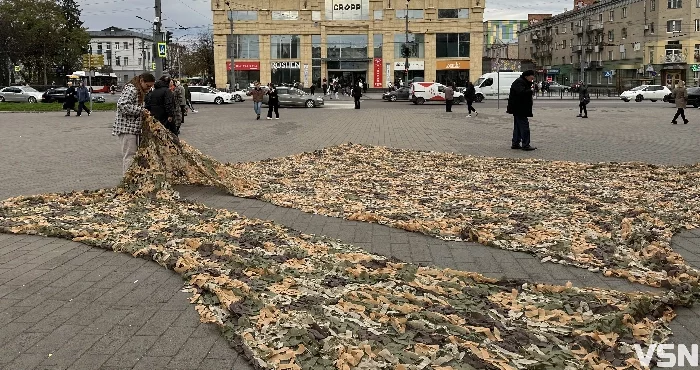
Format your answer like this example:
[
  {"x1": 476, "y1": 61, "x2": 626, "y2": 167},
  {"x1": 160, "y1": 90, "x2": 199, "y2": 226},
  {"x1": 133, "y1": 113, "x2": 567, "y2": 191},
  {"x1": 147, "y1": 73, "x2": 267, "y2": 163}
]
[
  {"x1": 663, "y1": 53, "x2": 686, "y2": 64},
  {"x1": 575, "y1": 25, "x2": 584, "y2": 34},
  {"x1": 587, "y1": 23, "x2": 604, "y2": 32},
  {"x1": 572, "y1": 45, "x2": 582, "y2": 53},
  {"x1": 587, "y1": 61, "x2": 604, "y2": 69},
  {"x1": 584, "y1": 44, "x2": 594, "y2": 52}
]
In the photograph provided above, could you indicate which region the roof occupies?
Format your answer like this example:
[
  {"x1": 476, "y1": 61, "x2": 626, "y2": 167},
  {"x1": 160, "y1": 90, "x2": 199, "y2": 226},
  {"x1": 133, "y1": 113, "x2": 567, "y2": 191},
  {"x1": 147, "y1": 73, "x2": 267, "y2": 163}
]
[
  {"x1": 518, "y1": 0, "x2": 634, "y2": 33},
  {"x1": 88, "y1": 27, "x2": 153, "y2": 41}
]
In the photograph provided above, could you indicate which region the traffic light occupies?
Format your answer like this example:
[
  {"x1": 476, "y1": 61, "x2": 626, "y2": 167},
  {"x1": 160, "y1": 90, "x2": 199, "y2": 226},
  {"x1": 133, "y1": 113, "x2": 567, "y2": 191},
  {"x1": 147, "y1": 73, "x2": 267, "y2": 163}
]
[
  {"x1": 401, "y1": 43, "x2": 412, "y2": 58},
  {"x1": 166, "y1": 31, "x2": 173, "y2": 45}
]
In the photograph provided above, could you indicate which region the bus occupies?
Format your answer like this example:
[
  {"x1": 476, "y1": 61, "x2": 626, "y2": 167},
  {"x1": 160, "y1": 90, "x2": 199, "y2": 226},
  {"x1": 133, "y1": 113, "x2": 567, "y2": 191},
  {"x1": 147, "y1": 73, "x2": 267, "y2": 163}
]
[{"x1": 67, "y1": 71, "x2": 118, "y2": 93}]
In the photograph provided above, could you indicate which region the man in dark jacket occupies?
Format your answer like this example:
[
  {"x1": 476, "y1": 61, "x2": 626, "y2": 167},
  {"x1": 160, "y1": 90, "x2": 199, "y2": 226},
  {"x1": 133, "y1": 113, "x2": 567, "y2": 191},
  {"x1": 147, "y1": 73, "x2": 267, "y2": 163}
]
[
  {"x1": 63, "y1": 82, "x2": 78, "y2": 116},
  {"x1": 577, "y1": 84, "x2": 590, "y2": 118},
  {"x1": 145, "y1": 76, "x2": 177, "y2": 135},
  {"x1": 352, "y1": 83, "x2": 362, "y2": 109},
  {"x1": 507, "y1": 70, "x2": 536, "y2": 151},
  {"x1": 76, "y1": 82, "x2": 91, "y2": 117}
]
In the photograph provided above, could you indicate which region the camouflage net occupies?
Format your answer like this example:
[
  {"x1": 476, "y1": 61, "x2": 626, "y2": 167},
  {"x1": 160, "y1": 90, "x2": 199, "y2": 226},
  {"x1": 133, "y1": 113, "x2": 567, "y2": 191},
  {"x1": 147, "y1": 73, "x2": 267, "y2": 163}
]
[{"x1": 0, "y1": 116, "x2": 692, "y2": 369}]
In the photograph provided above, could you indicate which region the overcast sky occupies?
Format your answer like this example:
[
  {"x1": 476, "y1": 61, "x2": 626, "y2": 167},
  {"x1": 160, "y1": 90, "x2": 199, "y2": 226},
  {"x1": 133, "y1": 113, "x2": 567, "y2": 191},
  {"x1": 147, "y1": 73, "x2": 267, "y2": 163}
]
[{"x1": 78, "y1": 0, "x2": 572, "y2": 38}]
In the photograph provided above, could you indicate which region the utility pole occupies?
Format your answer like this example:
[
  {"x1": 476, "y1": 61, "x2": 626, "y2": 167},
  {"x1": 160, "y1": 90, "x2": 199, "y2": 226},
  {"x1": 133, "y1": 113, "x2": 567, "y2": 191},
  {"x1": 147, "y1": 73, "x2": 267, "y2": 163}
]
[
  {"x1": 579, "y1": 18, "x2": 586, "y2": 87},
  {"x1": 404, "y1": 0, "x2": 410, "y2": 82},
  {"x1": 225, "y1": 1, "x2": 235, "y2": 90},
  {"x1": 154, "y1": 0, "x2": 163, "y2": 75}
]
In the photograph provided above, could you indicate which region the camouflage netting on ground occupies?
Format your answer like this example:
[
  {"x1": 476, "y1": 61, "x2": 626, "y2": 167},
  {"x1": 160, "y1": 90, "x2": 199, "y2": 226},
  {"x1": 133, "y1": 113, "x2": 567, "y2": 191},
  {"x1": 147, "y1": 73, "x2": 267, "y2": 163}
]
[{"x1": 0, "y1": 116, "x2": 691, "y2": 369}]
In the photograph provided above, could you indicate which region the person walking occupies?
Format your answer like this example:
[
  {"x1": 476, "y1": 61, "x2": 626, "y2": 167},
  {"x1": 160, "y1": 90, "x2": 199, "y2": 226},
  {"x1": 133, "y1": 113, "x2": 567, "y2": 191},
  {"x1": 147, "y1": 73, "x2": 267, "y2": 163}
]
[
  {"x1": 145, "y1": 76, "x2": 178, "y2": 135},
  {"x1": 170, "y1": 79, "x2": 186, "y2": 134},
  {"x1": 266, "y1": 83, "x2": 280, "y2": 120},
  {"x1": 112, "y1": 73, "x2": 156, "y2": 175},
  {"x1": 76, "y1": 82, "x2": 91, "y2": 117},
  {"x1": 352, "y1": 83, "x2": 362, "y2": 109},
  {"x1": 310, "y1": 83, "x2": 316, "y2": 95},
  {"x1": 63, "y1": 82, "x2": 78, "y2": 116},
  {"x1": 577, "y1": 83, "x2": 590, "y2": 118},
  {"x1": 322, "y1": 79, "x2": 328, "y2": 96},
  {"x1": 445, "y1": 82, "x2": 454, "y2": 112},
  {"x1": 251, "y1": 81, "x2": 265, "y2": 120},
  {"x1": 672, "y1": 81, "x2": 689, "y2": 124},
  {"x1": 507, "y1": 70, "x2": 537, "y2": 151},
  {"x1": 465, "y1": 81, "x2": 478, "y2": 117}
]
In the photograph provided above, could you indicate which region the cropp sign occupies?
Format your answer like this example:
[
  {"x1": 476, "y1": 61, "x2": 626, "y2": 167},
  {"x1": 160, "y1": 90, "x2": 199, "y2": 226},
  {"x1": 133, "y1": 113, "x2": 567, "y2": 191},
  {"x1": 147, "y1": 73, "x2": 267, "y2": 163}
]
[{"x1": 334, "y1": 3, "x2": 361, "y2": 10}]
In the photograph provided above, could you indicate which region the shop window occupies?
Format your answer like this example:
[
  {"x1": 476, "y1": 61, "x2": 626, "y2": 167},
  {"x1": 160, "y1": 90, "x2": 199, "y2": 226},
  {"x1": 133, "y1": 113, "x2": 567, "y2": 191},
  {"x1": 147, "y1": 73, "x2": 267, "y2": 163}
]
[
  {"x1": 326, "y1": 34, "x2": 368, "y2": 59},
  {"x1": 228, "y1": 10, "x2": 258, "y2": 21},
  {"x1": 272, "y1": 11, "x2": 299, "y2": 20},
  {"x1": 373, "y1": 34, "x2": 383, "y2": 58},
  {"x1": 436, "y1": 33, "x2": 470, "y2": 58},
  {"x1": 271, "y1": 35, "x2": 300, "y2": 59},
  {"x1": 393, "y1": 34, "x2": 425, "y2": 58},
  {"x1": 228, "y1": 35, "x2": 260, "y2": 59}
]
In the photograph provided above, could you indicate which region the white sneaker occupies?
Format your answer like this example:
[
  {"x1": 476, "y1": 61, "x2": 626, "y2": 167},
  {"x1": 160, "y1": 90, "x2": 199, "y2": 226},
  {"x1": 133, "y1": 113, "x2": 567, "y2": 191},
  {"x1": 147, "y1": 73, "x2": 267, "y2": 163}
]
[
  {"x1": 275, "y1": 118, "x2": 279, "y2": 120},
  {"x1": 266, "y1": 117, "x2": 271, "y2": 120},
  {"x1": 466, "y1": 114, "x2": 472, "y2": 118}
]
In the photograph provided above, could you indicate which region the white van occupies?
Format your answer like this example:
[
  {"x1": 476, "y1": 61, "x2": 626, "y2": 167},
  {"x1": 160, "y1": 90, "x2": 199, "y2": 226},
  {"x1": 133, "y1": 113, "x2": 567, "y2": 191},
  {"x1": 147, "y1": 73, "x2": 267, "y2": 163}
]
[
  {"x1": 474, "y1": 72, "x2": 522, "y2": 101},
  {"x1": 410, "y1": 82, "x2": 465, "y2": 105}
]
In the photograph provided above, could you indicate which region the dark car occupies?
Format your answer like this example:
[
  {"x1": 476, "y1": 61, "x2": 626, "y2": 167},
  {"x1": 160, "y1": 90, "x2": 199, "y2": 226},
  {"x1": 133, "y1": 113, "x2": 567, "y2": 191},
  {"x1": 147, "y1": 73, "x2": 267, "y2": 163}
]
[
  {"x1": 42, "y1": 87, "x2": 68, "y2": 103},
  {"x1": 664, "y1": 87, "x2": 700, "y2": 108},
  {"x1": 382, "y1": 87, "x2": 411, "y2": 102}
]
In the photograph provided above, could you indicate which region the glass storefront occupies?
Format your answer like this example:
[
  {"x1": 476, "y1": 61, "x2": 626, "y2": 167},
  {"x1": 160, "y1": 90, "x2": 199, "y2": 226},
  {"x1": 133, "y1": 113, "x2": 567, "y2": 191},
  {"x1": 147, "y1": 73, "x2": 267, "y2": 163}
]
[
  {"x1": 271, "y1": 35, "x2": 300, "y2": 59},
  {"x1": 312, "y1": 35, "x2": 322, "y2": 88},
  {"x1": 233, "y1": 70, "x2": 260, "y2": 88},
  {"x1": 393, "y1": 71, "x2": 424, "y2": 85},
  {"x1": 271, "y1": 66, "x2": 301, "y2": 85},
  {"x1": 435, "y1": 70, "x2": 469, "y2": 87},
  {"x1": 327, "y1": 61, "x2": 367, "y2": 87}
]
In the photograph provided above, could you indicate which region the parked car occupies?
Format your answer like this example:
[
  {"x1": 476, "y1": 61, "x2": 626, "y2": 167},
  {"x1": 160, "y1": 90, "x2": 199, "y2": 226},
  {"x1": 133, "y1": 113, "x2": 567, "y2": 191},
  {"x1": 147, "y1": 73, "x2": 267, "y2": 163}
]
[
  {"x1": 188, "y1": 86, "x2": 234, "y2": 104},
  {"x1": 619, "y1": 85, "x2": 671, "y2": 102},
  {"x1": 382, "y1": 87, "x2": 412, "y2": 102},
  {"x1": 664, "y1": 87, "x2": 700, "y2": 108},
  {"x1": 545, "y1": 81, "x2": 570, "y2": 93},
  {"x1": 262, "y1": 86, "x2": 324, "y2": 108},
  {"x1": 231, "y1": 89, "x2": 246, "y2": 102},
  {"x1": 42, "y1": 87, "x2": 105, "y2": 103},
  {"x1": 0, "y1": 86, "x2": 44, "y2": 103}
]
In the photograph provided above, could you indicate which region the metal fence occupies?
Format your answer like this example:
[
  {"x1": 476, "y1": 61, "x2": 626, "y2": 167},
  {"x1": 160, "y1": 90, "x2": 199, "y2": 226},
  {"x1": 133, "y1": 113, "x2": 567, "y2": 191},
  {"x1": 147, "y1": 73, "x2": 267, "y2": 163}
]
[{"x1": 533, "y1": 88, "x2": 621, "y2": 99}]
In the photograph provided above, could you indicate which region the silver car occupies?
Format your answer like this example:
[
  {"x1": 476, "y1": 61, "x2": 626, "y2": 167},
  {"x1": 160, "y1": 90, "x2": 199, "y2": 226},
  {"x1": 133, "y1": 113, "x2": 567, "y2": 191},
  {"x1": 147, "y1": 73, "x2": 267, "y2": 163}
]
[
  {"x1": 262, "y1": 86, "x2": 324, "y2": 108},
  {"x1": 0, "y1": 86, "x2": 44, "y2": 103}
]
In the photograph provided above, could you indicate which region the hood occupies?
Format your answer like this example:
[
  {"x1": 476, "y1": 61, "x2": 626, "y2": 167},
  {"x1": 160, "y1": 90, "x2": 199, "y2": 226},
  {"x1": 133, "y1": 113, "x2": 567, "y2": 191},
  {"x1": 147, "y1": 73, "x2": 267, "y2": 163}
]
[{"x1": 154, "y1": 80, "x2": 170, "y2": 89}]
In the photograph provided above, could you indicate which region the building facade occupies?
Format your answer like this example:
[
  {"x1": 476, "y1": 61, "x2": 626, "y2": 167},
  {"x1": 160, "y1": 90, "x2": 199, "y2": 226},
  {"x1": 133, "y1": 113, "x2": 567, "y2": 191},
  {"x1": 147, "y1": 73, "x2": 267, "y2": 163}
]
[
  {"x1": 211, "y1": 0, "x2": 484, "y2": 89},
  {"x1": 484, "y1": 20, "x2": 529, "y2": 47},
  {"x1": 87, "y1": 27, "x2": 154, "y2": 84},
  {"x1": 517, "y1": 0, "x2": 700, "y2": 90}
]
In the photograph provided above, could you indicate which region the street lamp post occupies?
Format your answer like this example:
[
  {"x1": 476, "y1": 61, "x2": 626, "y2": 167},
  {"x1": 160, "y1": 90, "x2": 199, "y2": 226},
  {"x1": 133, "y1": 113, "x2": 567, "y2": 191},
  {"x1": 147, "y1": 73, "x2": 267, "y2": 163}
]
[
  {"x1": 404, "y1": 0, "x2": 410, "y2": 82},
  {"x1": 225, "y1": 1, "x2": 235, "y2": 91}
]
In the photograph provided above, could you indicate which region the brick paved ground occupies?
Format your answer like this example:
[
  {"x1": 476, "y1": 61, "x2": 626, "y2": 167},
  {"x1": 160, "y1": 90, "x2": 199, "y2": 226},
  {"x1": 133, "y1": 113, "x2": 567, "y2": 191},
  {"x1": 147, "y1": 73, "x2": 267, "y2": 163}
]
[{"x1": 1, "y1": 99, "x2": 699, "y2": 369}]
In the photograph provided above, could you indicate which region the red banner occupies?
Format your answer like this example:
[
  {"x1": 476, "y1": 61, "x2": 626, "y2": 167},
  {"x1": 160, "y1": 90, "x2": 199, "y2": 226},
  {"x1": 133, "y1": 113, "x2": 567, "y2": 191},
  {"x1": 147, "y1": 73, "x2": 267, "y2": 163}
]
[
  {"x1": 227, "y1": 61, "x2": 260, "y2": 71},
  {"x1": 373, "y1": 58, "x2": 383, "y2": 88}
]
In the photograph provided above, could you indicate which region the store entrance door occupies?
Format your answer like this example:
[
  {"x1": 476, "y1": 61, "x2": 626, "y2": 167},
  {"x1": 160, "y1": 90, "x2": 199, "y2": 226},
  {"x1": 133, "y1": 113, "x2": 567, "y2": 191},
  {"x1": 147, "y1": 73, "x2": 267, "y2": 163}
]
[
  {"x1": 664, "y1": 71, "x2": 683, "y2": 87},
  {"x1": 327, "y1": 71, "x2": 367, "y2": 87}
]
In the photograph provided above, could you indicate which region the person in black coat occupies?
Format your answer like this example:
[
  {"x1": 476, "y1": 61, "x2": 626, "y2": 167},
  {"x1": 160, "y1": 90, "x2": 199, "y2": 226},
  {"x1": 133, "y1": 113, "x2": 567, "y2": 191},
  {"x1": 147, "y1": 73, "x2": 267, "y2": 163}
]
[
  {"x1": 145, "y1": 76, "x2": 177, "y2": 135},
  {"x1": 506, "y1": 70, "x2": 536, "y2": 151},
  {"x1": 266, "y1": 83, "x2": 280, "y2": 119},
  {"x1": 465, "y1": 81, "x2": 478, "y2": 117},
  {"x1": 352, "y1": 83, "x2": 362, "y2": 109},
  {"x1": 63, "y1": 82, "x2": 78, "y2": 116}
]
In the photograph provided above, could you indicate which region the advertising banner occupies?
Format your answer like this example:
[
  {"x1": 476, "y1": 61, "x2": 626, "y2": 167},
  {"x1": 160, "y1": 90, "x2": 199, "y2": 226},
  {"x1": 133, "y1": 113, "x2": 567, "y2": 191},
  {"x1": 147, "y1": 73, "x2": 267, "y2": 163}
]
[
  {"x1": 228, "y1": 61, "x2": 261, "y2": 71},
  {"x1": 393, "y1": 61, "x2": 425, "y2": 71},
  {"x1": 373, "y1": 58, "x2": 383, "y2": 88},
  {"x1": 386, "y1": 63, "x2": 390, "y2": 85},
  {"x1": 303, "y1": 64, "x2": 309, "y2": 85},
  {"x1": 325, "y1": 0, "x2": 369, "y2": 20},
  {"x1": 435, "y1": 60, "x2": 470, "y2": 70}
]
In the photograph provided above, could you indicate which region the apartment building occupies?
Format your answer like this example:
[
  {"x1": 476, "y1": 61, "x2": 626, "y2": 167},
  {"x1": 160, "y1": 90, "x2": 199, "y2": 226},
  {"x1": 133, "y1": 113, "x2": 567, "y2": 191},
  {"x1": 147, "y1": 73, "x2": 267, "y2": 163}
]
[
  {"x1": 87, "y1": 27, "x2": 154, "y2": 84},
  {"x1": 517, "y1": 0, "x2": 700, "y2": 89},
  {"x1": 211, "y1": 0, "x2": 485, "y2": 89}
]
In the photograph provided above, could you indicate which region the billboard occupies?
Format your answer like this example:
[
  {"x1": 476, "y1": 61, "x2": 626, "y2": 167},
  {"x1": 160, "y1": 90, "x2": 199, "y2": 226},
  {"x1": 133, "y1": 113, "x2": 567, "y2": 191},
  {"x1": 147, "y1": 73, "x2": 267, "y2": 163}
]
[{"x1": 325, "y1": 0, "x2": 369, "y2": 20}]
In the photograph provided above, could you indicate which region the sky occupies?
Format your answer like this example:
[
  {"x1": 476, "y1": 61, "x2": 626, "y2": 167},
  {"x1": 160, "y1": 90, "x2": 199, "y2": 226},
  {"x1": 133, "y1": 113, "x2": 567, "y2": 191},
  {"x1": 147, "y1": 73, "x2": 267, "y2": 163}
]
[{"x1": 78, "y1": 0, "x2": 573, "y2": 38}]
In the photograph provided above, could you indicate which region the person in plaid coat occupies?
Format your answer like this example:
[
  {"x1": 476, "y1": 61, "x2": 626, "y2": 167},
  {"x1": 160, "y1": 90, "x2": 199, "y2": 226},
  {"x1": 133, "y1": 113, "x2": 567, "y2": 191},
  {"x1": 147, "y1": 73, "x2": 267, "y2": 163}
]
[{"x1": 112, "y1": 73, "x2": 156, "y2": 175}]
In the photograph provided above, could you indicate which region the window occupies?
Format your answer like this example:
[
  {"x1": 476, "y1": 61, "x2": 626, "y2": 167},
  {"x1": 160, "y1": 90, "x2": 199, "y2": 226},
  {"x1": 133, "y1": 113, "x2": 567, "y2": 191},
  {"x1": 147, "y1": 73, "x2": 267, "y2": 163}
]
[
  {"x1": 562, "y1": 56, "x2": 566, "y2": 64},
  {"x1": 555, "y1": 26, "x2": 559, "y2": 34},
  {"x1": 562, "y1": 24, "x2": 567, "y2": 33},
  {"x1": 396, "y1": 10, "x2": 424, "y2": 19},
  {"x1": 138, "y1": 57, "x2": 142, "y2": 66},
  {"x1": 373, "y1": 34, "x2": 383, "y2": 58},
  {"x1": 124, "y1": 57, "x2": 128, "y2": 66},
  {"x1": 563, "y1": 39, "x2": 567, "y2": 48},
  {"x1": 608, "y1": 50, "x2": 614, "y2": 60},
  {"x1": 271, "y1": 35, "x2": 299, "y2": 59},
  {"x1": 622, "y1": 28, "x2": 628, "y2": 39},
  {"x1": 272, "y1": 11, "x2": 299, "y2": 20},
  {"x1": 115, "y1": 56, "x2": 120, "y2": 66},
  {"x1": 114, "y1": 42, "x2": 119, "y2": 50},
  {"x1": 651, "y1": 22, "x2": 655, "y2": 33},
  {"x1": 228, "y1": 35, "x2": 260, "y2": 59},
  {"x1": 667, "y1": 20, "x2": 682, "y2": 32},
  {"x1": 394, "y1": 33, "x2": 425, "y2": 58},
  {"x1": 374, "y1": 10, "x2": 383, "y2": 20},
  {"x1": 106, "y1": 43, "x2": 111, "y2": 50},
  {"x1": 696, "y1": 19, "x2": 700, "y2": 31},
  {"x1": 123, "y1": 42, "x2": 129, "y2": 50},
  {"x1": 435, "y1": 33, "x2": 470, "y2": 58},
  {"x1": 312, "y1": 11, "x2": 321, "y2": 21},
  {"x1": 97, "y1": 43, "x2": 103, "y2": 55},
  {"x1": 608, "y1": 30, "x2": 614, "y2": 41},
  {"x1": 620, "y1": 45, "x2": 626, "y2": 59},
  {"x1": 622, "y1": 7, "x2": 628, "y2": 17},
  {"x1": 696, "y1": 44, "x2": 700, "y2": 62},
  {"x1": 649, "y1": 46, "x2": 655, "y2": 63},
  {"x1": 652, "y1": 0, "x2": 656, "y2": 10},
  {"x1": 312, "y1": 35, "x2": 321, "y2": 86},
  {"x1": 228, "y1": 10, "x2": 257, "y2": 21},
  {"x1": 437, "y1": 8, "x2": 469, "y2": 18},
  {"x1": 597, "y1": 72, "x2": 602, "y2": 84},
  {"x1": 697, "y1": 0, "x2": 700, "y2": 6},
  {"x1": 598, "y1": 13, "x2": 603, "y2": 22},
  {"x1": 668, "y1": 0, "x2": 682, "y2": 8},
  {"x1": 326, "y1": 34, "x2": 368, "y2": 59},
  {"x1": 609, "y1": 10, "x2": 614, "y2": 21}
]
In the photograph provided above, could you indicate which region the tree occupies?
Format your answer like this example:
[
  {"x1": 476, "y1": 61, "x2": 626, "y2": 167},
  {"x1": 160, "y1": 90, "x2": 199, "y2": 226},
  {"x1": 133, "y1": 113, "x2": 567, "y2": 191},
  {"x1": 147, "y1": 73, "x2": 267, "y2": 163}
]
[
  {"x1": 57, "y1": 0, "x2": 90, "y2": 79},
  {"x1": 99, "y1": 65, "x2": 114, "y2": 74},
  {"x1": 181, "y1": 32, "x2": 215, "y2": 83}
]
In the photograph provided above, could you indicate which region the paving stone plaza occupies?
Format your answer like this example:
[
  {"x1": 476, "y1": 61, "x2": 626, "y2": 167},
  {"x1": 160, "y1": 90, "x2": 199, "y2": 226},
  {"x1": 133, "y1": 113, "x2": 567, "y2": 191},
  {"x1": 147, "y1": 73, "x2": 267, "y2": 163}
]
[{"x1": 1, "y1": 99, "x2": 700, "y2": 369}]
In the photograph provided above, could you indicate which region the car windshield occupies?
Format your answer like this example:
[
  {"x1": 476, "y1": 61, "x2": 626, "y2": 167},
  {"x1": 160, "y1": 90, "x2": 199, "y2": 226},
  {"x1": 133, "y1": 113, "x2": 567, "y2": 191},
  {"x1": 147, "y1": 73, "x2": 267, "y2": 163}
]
[
  {"x1": 688, "y1": 88, "x2": 700, "y2": 94},
  {"x1": 630, "y1": 86, "x2": 646, "y2": 91},
  {"x1": 293, "y1": 88, "x2": 305, "y2": 95},
  {"x1": 21, "y1": 87, "x2": 38, "y2": 92}
]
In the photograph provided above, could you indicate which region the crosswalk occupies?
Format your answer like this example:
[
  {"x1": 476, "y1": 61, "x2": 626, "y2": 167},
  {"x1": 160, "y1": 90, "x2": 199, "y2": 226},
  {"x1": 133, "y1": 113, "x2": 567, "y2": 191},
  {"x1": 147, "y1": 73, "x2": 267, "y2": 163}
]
[{"x1": 322, "y1": 100, "x2": 358, "y2": 109}]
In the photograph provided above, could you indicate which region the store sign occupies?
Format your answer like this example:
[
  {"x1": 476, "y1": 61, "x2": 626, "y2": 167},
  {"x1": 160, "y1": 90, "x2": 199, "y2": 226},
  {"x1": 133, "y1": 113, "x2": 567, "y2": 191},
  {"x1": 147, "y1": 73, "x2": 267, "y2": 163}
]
[
  {"x1": 393, "y1": 61, "x2": 424, "y2": 71},
  {"x1": 271, "y1": 61, "x2": 300, "y2": 69},
  {"x1": 547, "y1": 69, "x2": 560, "y2": 74},
  {"x1": 386, "y1": 63, "x2": 391, "y2": 85},
  {"x1": 303, "y1": 64, "x2": 309, "y2": 85},
  {"x1": 373, "y1": 58, "x2": 383, "y2": 88},
  {"x1": 227, "y1": 61, "x2": 260, "y2": 71},
  {"x1": 325, "y1": 0, "x2": 369, "y2": 20},
  {"x1": 692, "y1": 64, "x2": 700, "y2": 72},
  {"x1": 436, "y1": 60, "x2": 470, "y2": 70}
]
